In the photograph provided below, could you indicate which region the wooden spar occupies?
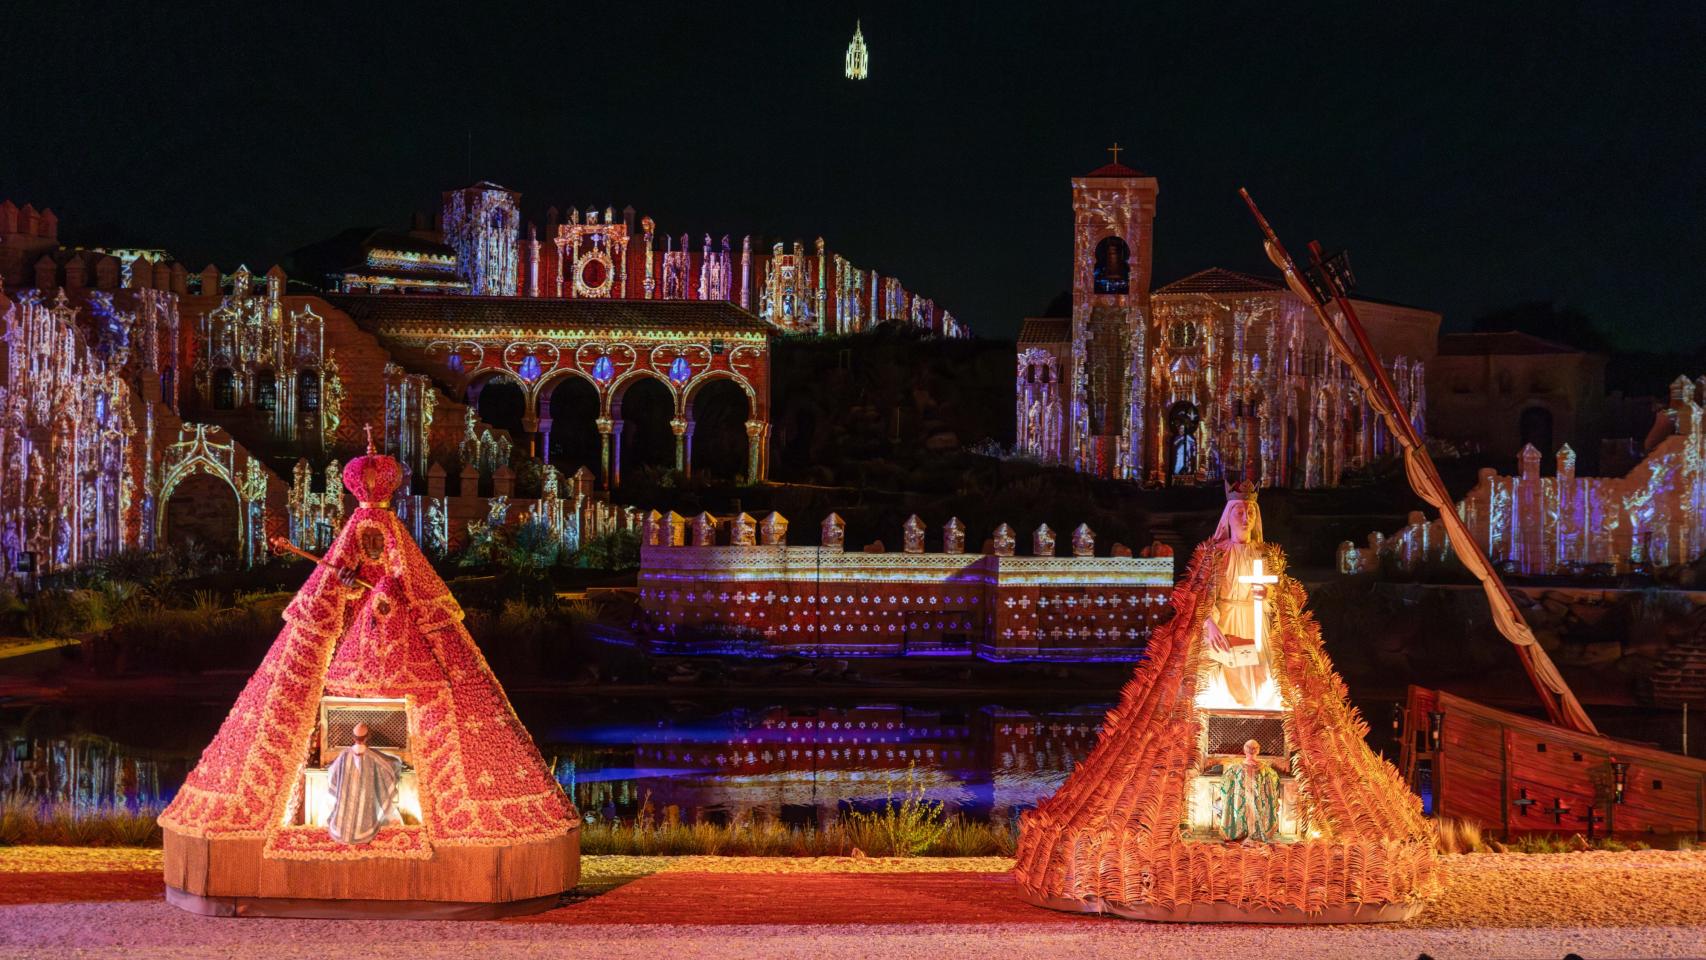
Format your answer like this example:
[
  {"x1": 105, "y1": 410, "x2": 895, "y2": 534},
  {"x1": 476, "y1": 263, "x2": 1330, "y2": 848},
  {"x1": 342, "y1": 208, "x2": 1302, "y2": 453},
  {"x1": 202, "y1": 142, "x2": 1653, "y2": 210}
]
[
  {"x1": 1237, "y1": 188, "x2": 1598, "y2": 736},
  {"x1": 268, "y1": 536, "x2": 374, "y2": 591}
]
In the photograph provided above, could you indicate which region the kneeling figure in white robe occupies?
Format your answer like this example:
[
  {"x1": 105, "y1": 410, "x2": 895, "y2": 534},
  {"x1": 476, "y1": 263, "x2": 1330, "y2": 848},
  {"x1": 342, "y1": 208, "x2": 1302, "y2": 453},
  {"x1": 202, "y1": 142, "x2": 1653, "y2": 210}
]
[{"x1": 326, "y1": 721, "x2": 402, "y2": 844}]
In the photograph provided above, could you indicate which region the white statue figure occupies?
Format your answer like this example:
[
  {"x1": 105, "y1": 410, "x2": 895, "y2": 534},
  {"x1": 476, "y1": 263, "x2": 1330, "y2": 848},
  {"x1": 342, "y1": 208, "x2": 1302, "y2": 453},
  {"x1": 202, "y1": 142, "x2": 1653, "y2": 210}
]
[
  {"x1": 325, "y1": 722, "x2": 402, "y2": 845},
  {"x1": 1199, "y1": 480, "x2": 1280, "y2": 710}
]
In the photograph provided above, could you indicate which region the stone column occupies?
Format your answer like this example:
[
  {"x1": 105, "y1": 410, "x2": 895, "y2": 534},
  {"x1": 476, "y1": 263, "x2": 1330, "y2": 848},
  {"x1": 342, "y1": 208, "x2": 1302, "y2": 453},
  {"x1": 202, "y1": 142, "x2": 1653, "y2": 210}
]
[
  {"x1": 596, "y1": 417, "x2": 613, "y2": 489},
  {"x1": 671, "y1": 417, "x2": 688, "y2": 474},
  {"x1": 611, "y1": 420, "x2": 625, "y2": 487},
  {"x1": 683, "y1": 420, "x2": 697, "y2": 478},
  {"x1": 521, "y1": 412, "x2": 541, "y2": 459},
  {"x1": 745, "y1": 419, "x2": 765, "y2": 483}
]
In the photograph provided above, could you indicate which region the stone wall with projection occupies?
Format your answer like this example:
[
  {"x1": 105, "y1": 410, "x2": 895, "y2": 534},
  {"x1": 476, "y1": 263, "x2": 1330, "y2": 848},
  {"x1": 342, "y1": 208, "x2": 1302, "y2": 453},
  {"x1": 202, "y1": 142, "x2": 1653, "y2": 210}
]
[
  {"x1": 1016, "y1": 158, "x2": 1435, "y2": 488},
  {"x1": 1341, "y1": 374, "x2": 1706, "y2": 578},
  {"x1": 636, "y1": 511, "x2": 1173, "y2": 660}
]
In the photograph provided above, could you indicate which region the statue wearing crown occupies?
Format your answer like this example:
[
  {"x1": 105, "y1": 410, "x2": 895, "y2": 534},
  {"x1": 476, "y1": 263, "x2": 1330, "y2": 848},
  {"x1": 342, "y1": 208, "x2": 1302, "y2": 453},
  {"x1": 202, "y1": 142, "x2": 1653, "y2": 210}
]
[{"x1": 1199, "y1": 478, "x2": 1278, "y2": 710}]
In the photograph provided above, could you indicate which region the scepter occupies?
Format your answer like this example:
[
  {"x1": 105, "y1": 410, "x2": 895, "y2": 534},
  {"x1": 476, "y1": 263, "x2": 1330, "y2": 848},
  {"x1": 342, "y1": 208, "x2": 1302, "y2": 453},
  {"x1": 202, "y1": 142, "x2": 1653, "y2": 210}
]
[{"x1": 269, "y1": 536, "x2": 374, "y2": 591}]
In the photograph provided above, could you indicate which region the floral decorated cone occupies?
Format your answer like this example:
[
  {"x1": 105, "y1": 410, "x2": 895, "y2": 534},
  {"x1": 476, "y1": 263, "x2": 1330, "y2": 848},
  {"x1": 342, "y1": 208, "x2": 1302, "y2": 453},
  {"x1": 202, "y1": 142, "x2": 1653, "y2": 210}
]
[
  {"x1": 1013, "y1": 484, "x2": 1440, "y2": 923},
  {"x1": 159, "y1": 447, "x2": 580, "y2": 918}
]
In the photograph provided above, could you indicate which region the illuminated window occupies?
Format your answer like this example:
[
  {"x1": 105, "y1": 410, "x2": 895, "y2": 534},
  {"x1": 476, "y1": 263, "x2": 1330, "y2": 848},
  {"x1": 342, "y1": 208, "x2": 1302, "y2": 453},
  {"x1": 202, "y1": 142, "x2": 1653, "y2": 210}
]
[
  {"x1": 255, "y1": 370, "x2": 277, "y2": 412},
  {"x1": 213, "y1": 368, "x2": 235, "y2": 410},
  {"x1": 298, "y1": 370, "x2": 321, "y2": 413}
]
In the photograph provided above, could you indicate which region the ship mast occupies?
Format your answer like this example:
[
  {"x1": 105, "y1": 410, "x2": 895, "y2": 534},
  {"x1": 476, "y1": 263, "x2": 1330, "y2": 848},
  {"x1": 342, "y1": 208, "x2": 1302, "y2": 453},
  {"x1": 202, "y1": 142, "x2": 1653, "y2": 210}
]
[{"x1": 1238, "y1": 188, "x2": 1598, "y2": 736}]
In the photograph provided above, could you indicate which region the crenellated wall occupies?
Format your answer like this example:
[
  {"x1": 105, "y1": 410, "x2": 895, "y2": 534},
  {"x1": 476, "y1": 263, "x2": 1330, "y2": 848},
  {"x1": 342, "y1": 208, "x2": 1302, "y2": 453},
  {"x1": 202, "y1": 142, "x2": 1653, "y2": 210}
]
[
  {"x1": 637, "y1": 512, "x2": 1173, "y2": 660},
  {"x1": 1342, "y1": 374, "x2": 1706, "y2": 577}
]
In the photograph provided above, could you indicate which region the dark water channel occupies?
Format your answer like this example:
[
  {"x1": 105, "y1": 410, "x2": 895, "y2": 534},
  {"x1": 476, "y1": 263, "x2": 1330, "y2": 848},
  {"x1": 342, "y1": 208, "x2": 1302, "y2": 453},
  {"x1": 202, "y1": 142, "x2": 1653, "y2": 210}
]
[{"x1": 2, "y1": 689, "x2": 1696, "y2": 825}]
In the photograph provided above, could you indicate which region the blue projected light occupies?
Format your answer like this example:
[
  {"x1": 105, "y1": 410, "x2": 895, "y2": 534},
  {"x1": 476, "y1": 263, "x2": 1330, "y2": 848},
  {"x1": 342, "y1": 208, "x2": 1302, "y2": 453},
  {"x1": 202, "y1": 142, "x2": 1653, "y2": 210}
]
[
  {"x1": 593, "y1": 355, "x2": 615, "y2": 384},
  {"x1": 668, "y1": 356, "x2": 691, "y2": 385}
]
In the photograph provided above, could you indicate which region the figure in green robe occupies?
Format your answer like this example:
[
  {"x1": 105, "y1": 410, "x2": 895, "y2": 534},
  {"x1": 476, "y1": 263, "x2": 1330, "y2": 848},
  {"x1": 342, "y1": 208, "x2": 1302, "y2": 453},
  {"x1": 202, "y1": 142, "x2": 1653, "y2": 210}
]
[{"x1": 1218, "y1": 738, "x2": 1281, "y2": 842}]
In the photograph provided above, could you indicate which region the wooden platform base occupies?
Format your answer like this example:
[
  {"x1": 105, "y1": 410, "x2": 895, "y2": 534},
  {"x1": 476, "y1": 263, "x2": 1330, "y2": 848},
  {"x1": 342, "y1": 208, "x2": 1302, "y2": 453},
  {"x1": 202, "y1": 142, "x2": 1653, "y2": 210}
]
[
  {"x1": 166, "y1": 884, "x2": 561, "y2": 920},
  {"x1": 162, "y1": 827, "x2": 579, "y2": 911},
  {"x1": 1021, "y1": 890, "x2": 1424, "y2": 924}
]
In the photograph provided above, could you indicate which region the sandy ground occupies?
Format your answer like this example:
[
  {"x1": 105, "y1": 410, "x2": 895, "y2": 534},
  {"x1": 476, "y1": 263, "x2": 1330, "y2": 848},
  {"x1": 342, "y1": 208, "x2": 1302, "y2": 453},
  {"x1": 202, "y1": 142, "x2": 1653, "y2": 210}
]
[{"x1": 0, "y1": 849, "x2": 1702, "y2": 959}]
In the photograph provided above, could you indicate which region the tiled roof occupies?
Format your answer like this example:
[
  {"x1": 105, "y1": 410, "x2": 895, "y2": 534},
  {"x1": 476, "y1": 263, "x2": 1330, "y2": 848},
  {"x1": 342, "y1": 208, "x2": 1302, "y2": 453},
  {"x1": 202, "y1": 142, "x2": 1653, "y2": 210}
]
[
  {"x1": 1154, "y1": 268, "x2": 1285, "y2": 296},
  {"x1": 324, "y1": 293, "x2": 772, "y2": 335},
  {"x1": 1437, "y1": 331, "x2": 1585, "y2": 356},
  {"x1": 1083, "y1": 161, "x2": 1146, "y2": 178},
  {"x1": 363, "y1": 229, "x2": 456, "y2": 259},
  {"x1": 1017, "y1": 317, "x2": 1071, "y2": 344}
]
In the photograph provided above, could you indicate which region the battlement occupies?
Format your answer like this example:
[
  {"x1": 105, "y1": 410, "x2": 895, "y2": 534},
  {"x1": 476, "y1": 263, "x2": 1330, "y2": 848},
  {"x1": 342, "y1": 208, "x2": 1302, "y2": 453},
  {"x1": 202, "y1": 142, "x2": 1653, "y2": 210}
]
[{"x1": 636, "y1": 512, "x2": 1174, "y2": 661}]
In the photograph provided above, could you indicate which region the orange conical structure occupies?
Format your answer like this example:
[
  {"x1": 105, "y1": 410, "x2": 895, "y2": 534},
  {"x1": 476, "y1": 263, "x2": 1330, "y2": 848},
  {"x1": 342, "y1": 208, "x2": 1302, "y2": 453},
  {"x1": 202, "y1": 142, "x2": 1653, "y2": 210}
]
[
  {"x1": 159, "y1": 449, "x2": 580, "y2": 918},
  {"x1": 1014, "y1": 490, "x2": 1440, "y2": 923}
]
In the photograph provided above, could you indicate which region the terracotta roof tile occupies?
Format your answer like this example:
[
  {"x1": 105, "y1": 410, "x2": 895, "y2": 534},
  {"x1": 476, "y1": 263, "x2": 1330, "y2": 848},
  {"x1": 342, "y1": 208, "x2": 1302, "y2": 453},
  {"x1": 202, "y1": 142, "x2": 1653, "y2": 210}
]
[
  {"x1": 1084, "y1": 161, "x2": 1146, "y2": 178},
  {"x1": 1018, "y1": 317, "x2": 1071, "y2": 344},
  {"x1": 1154, "y1": 268, "x2": 1285, "y2": 296}
]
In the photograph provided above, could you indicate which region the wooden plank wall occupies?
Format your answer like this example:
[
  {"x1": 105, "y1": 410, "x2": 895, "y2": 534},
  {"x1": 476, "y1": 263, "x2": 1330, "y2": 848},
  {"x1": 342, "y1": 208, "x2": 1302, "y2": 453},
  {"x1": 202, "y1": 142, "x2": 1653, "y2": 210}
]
[{"x1": 1405, "y1": 686, "x2": 1706, "y2": 839}]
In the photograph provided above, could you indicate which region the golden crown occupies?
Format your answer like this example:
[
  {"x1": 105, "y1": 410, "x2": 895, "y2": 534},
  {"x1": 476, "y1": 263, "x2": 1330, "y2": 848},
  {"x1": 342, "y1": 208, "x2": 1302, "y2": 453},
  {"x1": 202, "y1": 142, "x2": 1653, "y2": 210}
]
[{"x1": 1225, "y1": 478, "x2": 1259, "y2": 502}]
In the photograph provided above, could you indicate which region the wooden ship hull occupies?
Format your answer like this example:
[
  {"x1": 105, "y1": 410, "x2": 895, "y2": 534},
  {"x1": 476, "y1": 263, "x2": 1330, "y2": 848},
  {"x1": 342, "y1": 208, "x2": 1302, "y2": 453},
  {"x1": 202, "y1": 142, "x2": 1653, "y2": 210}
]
[{"x1": 1401, "y1": 686, "x2": 1706, "y2": 840}]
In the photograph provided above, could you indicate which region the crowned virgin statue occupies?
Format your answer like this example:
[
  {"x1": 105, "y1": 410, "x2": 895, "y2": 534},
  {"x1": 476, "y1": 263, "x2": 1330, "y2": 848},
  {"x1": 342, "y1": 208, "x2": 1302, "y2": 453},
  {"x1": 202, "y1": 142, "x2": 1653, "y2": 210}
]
[{"x1": 1198, "y1": 480, "x2": 1279, "y2": 710}]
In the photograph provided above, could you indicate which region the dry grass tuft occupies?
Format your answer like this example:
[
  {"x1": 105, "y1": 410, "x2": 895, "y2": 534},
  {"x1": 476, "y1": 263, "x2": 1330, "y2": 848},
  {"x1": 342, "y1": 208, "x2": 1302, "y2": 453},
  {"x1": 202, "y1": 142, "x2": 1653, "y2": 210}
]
[
  {"x1": 0, "y1": 796, "x2": 162, "y2": 847},
  {"x1": 1435, "y1": 816, "x2": 1488, "y2": 855}
]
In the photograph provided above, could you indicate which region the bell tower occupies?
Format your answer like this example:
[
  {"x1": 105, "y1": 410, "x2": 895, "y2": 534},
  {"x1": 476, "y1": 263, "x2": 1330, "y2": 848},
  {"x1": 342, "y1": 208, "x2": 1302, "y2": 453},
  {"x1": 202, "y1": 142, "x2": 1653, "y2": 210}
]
[{"x1": 1069, "y1": 146, "x2": 1158, "y2": 479}]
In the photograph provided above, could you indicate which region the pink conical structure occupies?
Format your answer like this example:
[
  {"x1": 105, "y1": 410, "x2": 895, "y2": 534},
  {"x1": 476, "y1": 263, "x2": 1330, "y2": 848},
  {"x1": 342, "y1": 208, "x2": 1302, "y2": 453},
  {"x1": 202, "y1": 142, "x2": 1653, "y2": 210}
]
[{"x1": 159, "y1": 449, "x2": 580, "y2": 918}]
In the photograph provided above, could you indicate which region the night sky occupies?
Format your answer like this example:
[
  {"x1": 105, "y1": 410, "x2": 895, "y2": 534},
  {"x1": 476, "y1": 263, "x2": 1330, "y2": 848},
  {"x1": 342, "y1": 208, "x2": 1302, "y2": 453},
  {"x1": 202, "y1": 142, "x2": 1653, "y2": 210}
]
[{"x1": 4, "y1": 1, "x2": 1701, "y2": 346}]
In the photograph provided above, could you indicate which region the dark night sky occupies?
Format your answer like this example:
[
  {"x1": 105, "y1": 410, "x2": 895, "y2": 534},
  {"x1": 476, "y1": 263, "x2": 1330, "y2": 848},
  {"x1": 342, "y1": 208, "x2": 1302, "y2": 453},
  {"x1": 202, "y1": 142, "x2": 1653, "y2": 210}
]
[{"x1": 4, "y1": 1, "x2": 1702, "y2": 346}]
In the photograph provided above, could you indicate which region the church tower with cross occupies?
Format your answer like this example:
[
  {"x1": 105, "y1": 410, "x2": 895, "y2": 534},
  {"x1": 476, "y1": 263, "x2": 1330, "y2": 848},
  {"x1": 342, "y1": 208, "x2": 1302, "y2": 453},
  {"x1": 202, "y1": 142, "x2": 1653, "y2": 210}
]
[{"x1": 1069, "y1": 145, "x2": 1158, "y2": 478}]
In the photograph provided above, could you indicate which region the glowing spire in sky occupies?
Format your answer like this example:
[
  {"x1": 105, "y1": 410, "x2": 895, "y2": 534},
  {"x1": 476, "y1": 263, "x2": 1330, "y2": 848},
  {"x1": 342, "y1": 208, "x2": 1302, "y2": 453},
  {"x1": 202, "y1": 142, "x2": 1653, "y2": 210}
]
[{"x1": 844, "y1": 21, "x2": 868, "y2": 80}]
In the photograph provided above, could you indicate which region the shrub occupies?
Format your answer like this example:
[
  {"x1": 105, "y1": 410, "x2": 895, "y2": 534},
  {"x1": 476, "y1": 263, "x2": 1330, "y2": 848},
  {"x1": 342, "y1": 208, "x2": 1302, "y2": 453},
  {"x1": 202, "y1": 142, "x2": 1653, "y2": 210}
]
[{"x1": 840, "y1": 763, "x2": 951, "y2": 857}]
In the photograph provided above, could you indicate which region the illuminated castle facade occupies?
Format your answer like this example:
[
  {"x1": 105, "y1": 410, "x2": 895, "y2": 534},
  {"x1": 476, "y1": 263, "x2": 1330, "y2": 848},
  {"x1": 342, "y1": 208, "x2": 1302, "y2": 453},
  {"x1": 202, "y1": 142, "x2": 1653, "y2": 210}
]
[
  {"x1": 0, "y1": 192, "x2": 784, "y2": 579},
  {"x1": 1016, "y1": 159, "x2": 1438, "y2": 487},
  {"x1": 326, "y1": 182, "x2": 966, "y2": 339}
]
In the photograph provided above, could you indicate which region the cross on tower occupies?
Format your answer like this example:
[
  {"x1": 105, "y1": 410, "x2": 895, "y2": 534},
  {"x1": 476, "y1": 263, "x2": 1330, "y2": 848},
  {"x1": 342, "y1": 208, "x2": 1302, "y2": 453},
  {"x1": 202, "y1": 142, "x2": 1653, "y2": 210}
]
[
  {"x1": 1107, "y1": 142, "x2": 1124, "y2": 165},
  {"x1": 1237, "y1": 558, "x2": 1280, "y2": 649},
  {"x1": 363, "y1": 422, "x2": 375, "y2": 454}
]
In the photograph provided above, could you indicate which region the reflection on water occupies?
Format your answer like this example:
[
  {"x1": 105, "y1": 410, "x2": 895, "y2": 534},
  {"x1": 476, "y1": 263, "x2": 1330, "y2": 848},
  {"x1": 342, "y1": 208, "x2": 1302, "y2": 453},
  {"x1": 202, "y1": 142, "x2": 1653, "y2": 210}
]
[
  {"x1": 1, "y1": 697, "x2": 1116, "y2": 825},
  {"x1": 1, "y1": 732, "x2": 172, "y2": 812},
  {"x1": 10, "y1": 693, "x2": 1678, "y2": 827},
  {"x1": 538, "y1": 702, "x2": 1110, "y2": 827}
]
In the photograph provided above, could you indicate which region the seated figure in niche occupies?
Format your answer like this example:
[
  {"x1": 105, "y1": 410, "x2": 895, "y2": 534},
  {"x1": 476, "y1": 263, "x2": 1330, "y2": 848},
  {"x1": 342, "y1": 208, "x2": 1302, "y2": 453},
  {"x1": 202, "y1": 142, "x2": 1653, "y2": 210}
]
[
  {"x1": 1217, "y1": 738, "x2": 1281, "y2": 843},
  {"x1": 326, "y1": 721, "x2": 402, "y2": 845}
]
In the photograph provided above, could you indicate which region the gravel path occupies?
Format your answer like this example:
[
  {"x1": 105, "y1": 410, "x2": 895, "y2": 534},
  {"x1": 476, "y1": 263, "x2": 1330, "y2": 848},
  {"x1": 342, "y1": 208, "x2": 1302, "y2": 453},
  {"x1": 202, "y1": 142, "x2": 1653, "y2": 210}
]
[
  {"x1": 0, "y1": 906, "x2": 1700, "y2": 960},
  {"x1": 1, "y1": 849, "x2": 1702, "y2": 959}
]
